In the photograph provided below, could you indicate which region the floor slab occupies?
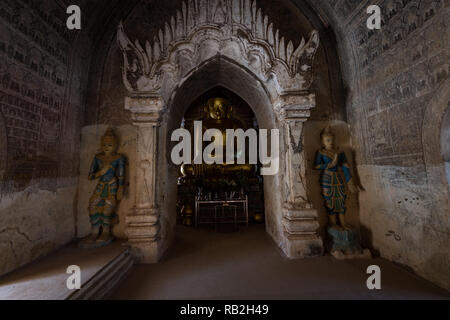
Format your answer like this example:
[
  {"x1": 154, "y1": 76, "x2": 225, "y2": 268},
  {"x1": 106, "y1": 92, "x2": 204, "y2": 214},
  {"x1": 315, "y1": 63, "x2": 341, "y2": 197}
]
[
  {"x1": 111, "y1": 225, "x2": 449, "y2": 300},
  {"x1": 0, "y1": 240, "x2": 127, "y2": 300}
]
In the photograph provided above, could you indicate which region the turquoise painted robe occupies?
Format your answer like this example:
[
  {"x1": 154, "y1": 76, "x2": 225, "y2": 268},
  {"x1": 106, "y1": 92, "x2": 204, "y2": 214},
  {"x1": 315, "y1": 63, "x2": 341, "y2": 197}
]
[
  {"x1": 88, "y1": 154, "x2": 126, "y2": 227},
  {"x1": 314, "y1": 149, "x2": 352, "y2": 215}
]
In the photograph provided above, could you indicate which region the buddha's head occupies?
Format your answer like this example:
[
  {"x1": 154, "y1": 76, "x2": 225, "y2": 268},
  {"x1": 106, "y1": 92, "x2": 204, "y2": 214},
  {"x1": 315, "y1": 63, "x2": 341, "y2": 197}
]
[
  {"x1": 101, "y1": 127, "x2": 118, "y2": 155},
  {"x1": 205, "y1": 98, "x2": 232, "y2": 120},
  {"x1": 320, "y1": 126, "x2": 335, "y2": 150}
]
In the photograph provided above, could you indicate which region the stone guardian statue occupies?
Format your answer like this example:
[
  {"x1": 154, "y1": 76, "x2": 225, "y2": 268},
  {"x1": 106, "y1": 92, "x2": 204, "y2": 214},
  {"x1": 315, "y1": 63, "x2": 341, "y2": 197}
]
[
  {"x1": 314, "y1": 126, "x2": 370, "y2": 259},
  {"x1": 80, "y1": 127, "x2": 126, "y2": 248}
]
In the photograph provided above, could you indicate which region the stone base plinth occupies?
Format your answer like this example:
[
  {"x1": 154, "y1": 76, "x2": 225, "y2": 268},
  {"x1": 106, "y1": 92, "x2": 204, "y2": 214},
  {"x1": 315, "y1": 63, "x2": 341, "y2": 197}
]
[
  {"x1": 326, "y1": 226, "x2": 372, "y2": 260},
  {"x1": 125, "y1": 212, "x2": 160, "y2": 263},
  {"x1": 282, "y1": 207, "x2": 324, "y2": 258},
  {"x1": 326, "y1": 226, "x2": 361, "y2": 254},
  {"x1": 283, "y1": 234, "x2": 324, "y2": 258},
  {"x1": 126, "y1": 240, "x2": 159, "y2": 264}
]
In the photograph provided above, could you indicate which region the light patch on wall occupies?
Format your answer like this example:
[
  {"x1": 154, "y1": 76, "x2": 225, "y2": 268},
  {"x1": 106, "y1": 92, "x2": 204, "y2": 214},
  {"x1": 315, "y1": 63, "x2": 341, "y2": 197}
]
[
  {"x1": 0, "y1": 112, "x2": 7, "y2": 188},
  {"x1": 441, "y1": 105, "x2": 450, "y2": 187}
]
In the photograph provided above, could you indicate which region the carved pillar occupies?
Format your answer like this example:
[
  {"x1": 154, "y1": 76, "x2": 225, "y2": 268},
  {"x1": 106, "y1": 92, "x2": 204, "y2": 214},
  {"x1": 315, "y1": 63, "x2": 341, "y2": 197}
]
[
  {"x1": 276, "y1": 94, "x2": 323, "y2": 258},
  {"x1": 124, "y1": 96, "x2": 163, "y2": 263}
]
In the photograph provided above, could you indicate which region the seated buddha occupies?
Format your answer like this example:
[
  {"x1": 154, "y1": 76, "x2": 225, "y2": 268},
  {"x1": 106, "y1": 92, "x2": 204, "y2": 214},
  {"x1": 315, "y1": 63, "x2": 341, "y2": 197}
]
[{"x1": 181, "y1": 97, "x2": 254, "y2": 177}]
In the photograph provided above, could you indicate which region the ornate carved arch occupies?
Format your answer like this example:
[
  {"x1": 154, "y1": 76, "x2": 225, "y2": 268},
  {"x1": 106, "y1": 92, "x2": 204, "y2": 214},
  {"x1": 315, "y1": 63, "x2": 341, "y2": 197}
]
[
  {"x1": 117, "y1": 0, "x2": 320, "y2": 98},
  {"x1": 117, "y1": 0, "x2": 323, "y2": 263}
]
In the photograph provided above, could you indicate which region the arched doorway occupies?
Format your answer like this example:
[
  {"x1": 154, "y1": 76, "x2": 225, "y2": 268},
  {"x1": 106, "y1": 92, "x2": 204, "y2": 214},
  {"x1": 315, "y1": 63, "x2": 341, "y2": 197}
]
[
  {"x1": 158, "y1": 56, "x2": 284, "y2": 260},
  {"x1": 175, "y1": 87, "x2": 265, "y2": 231},
  {"x1": 117, "y1": 0, "x2": 324, "y2": 263}
]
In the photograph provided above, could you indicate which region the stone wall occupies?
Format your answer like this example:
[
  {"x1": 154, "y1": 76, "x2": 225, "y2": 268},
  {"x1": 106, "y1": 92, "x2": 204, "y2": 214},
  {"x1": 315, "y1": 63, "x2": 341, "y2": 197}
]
[
  {"x1": 304, "y1": 0, "x2": 450, "y2": 290},
  {"x1": 0, "y1": 0, "x2": 88, "y2": 276}
]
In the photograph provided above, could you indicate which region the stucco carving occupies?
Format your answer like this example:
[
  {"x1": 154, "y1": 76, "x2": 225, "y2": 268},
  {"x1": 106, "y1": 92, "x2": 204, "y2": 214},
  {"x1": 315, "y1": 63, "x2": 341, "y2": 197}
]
[{"x1": 117, "y1": 0, "x2": 319, "y2": 97}]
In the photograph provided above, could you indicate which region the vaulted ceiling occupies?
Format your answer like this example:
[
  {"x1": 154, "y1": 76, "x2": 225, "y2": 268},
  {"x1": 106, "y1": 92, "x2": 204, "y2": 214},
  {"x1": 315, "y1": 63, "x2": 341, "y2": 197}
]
[{"x1": 72, "y1": 0, "x2": 348, "y2": 51}]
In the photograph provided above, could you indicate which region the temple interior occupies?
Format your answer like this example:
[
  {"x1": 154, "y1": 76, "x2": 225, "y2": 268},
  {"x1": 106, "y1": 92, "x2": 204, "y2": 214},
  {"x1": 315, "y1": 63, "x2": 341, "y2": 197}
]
[{"x1": 0, "y1": 0, "x2": 449, "y2": 300}]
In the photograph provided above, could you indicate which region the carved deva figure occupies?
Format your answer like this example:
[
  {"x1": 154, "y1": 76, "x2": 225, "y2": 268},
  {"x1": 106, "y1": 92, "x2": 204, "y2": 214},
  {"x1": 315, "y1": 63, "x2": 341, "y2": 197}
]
[
  {"x1": 314, "y1": 126, "x2": 358, "y2": 231},
  {"x1": 81, "y1": 128, "x2": 126, "y2": 248}
]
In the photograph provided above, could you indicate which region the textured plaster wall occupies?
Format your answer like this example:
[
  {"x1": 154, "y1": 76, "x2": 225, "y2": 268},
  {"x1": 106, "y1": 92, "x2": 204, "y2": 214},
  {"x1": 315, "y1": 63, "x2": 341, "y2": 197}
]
[
  {"x1": 0, "y1": 0, "x2": 93, "y2": 276},
  {"x1": 303, "y1": 0, "x2": 450, "y2": 290},
  {"x1": 443, "y1": 107, "x2": 450, "y2": 185},
  {"x1": 0, "y1": 186, "x2": 76, "y2": 276}
]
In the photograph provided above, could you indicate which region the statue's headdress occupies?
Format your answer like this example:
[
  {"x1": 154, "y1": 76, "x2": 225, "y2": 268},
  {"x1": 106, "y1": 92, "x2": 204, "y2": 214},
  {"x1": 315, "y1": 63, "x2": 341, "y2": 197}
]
[
  {"x1": 101, "y1": 127, "x2": 117, "y2": 144},
  {"x1": 320, "y1": 126, "x2": 334, "y2": 139}
]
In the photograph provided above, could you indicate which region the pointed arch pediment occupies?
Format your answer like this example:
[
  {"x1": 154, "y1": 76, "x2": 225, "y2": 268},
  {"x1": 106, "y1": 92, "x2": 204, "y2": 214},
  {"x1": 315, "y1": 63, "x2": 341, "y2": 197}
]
[{"x1": 117, "y1": 0, "x2": 320, "y2": 98}]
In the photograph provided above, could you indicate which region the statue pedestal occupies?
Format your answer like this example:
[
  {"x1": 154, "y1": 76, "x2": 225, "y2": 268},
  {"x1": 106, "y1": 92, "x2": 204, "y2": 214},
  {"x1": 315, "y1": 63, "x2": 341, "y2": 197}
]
[
  {"x1": 125, "y1": 211, "x2": 161, "y2": 263},
  {"x1": 78, "y1": 237, "x2": 114, "y2": 249},
  {"x1": 326, "y1": 226, "x2": 372, "y2": 260},
  {"x1": 330, "y1": 248, "x2": 372, "y2": 260}
]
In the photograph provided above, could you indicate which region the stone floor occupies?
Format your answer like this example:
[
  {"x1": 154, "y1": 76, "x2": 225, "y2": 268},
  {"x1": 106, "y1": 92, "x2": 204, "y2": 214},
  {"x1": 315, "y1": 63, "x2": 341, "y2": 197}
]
[
  {"x1": 0, "y1": 241, "x2": 127, "y2": 300},
  {"x1": 111, "y1": 224, "x2": 449, "y2": 300}
]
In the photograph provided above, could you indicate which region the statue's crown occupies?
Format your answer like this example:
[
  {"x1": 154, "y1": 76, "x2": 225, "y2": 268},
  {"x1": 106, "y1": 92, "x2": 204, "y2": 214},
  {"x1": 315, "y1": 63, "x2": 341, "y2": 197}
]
[
  {"x1": 102, "y1": 127, "x2": 117, "y2": 143},
  {"x1": 321, "y1": 126, "x2": 334, "y2": 138}
]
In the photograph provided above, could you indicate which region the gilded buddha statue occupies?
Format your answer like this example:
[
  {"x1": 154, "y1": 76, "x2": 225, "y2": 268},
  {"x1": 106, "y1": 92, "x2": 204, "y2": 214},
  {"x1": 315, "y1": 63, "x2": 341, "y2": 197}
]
[{"x1": 181, "y1": 97, "x2": 254, "y2": 177}]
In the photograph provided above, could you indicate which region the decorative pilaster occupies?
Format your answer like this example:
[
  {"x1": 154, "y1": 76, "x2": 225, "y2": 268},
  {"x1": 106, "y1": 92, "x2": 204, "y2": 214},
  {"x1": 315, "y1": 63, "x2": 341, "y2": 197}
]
[
  {"x1": 124, "y1": 96, "x2": 163, "y2": 263},
  {"x1": 276, "y1": 94, "x2": 323, "y2": 258}
]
